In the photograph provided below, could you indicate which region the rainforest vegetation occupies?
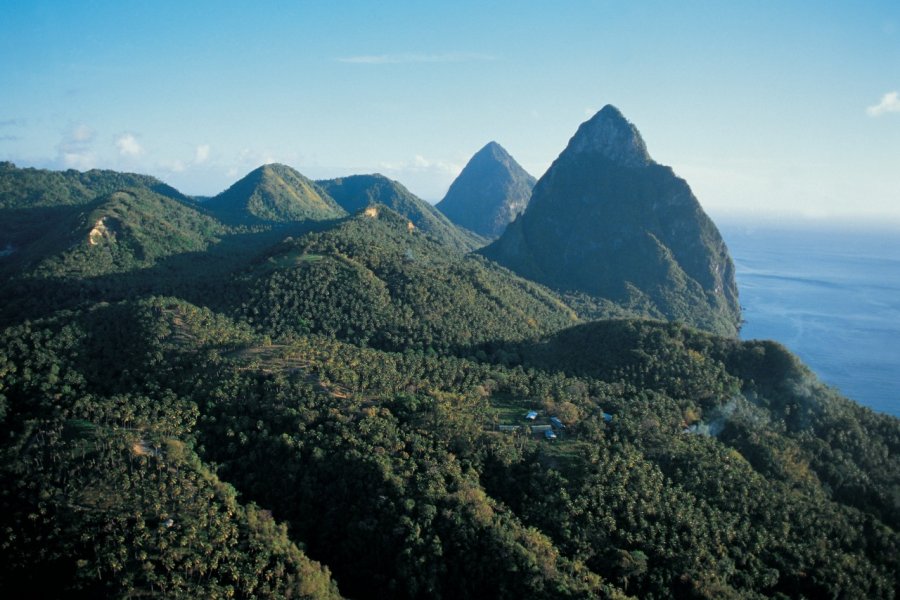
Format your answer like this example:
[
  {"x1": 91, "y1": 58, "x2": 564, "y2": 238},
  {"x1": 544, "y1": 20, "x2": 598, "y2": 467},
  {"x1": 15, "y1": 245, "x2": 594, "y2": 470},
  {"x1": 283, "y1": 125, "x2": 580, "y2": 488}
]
[{"x1": 0, "y1": 163, "x2": 897, "y2": 598}]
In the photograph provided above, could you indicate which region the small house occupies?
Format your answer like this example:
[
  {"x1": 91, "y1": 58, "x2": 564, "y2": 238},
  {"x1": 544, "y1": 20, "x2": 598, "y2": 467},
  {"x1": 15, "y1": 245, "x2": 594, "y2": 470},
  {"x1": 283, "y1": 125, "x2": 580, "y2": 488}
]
[
  {"x1": 550, "y1": 416, "x2": 565, "y2": 429},
  {"x1": 525, "y1": 410, "x2": 538, "y2": 421},
  {"x1": 544, "y1": 429, "x2": 557, "y2": 440},
  {"x1": 530, "y1": 424, "x2": 552, "y2": 433},
  {"x1": 602, "y1": 412, "x2": 613, "y2": 423},
  {"x1": 498, "y1": 425, "x2": 520, "y2": 432}
]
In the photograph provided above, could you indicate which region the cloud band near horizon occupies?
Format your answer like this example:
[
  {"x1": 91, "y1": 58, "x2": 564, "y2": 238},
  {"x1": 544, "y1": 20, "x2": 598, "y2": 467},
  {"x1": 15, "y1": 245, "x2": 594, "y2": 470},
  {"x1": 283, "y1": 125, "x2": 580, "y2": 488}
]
[{"x1": 337, "y1": 52, "x2": 496, "y2": 65}]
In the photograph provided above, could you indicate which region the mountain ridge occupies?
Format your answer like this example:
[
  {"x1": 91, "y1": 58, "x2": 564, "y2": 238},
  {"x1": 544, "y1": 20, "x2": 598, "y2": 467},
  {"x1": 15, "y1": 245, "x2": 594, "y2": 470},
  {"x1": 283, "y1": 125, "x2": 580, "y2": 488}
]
[
  {"x1": 227, "y1": 203, "x2": 577, "y2": 351},
  {"x1": 0, "y1": 161, "x2": 190, "y2": 209},
  {"x1": 317, "y1": 173, "x2": 485, "y2": 251}
]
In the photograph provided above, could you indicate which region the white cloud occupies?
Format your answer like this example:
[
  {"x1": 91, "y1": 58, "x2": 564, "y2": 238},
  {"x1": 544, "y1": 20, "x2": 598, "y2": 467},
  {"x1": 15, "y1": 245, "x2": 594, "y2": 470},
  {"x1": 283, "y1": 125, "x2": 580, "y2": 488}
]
[
  {"x1": 380, "y1": 154, "x2": 461, "y2": 176},
  {"x1": 55, "y1": 124, "x2": 96, "y2": 169},
  {"x1": 71, "y1": 124, "x2": 94, "y2": 142},
  {"x1": 194, "y1": 144, "x2": 210, "y2": 164},
  {"x1": 115, "y1": 133, "x2": 143, "y2": 157},
  {"x1": 236, "y1": 147, "x2": 280, "y2": 168},
  {"x1": 156, "y1": 144, "x2": 212, "y2": 175},
  {"x1": 338, "y1": 52, "x2": 496, "y2": 65},
  {"x1": 215, "y1": 148, "x2": 288, "y2": 181},
  {"x1": 866, "y1": 91, "x2": 900, "y2": 116},
  {"x1": 61, "y1": 151, "x2": 96, "y2": 169},
  {"x1": 159, "y1": 159, "x2": 186, "y2": 173},
  {"x1": 376, "y1": 154, "x2": 463, "y2": 200}
]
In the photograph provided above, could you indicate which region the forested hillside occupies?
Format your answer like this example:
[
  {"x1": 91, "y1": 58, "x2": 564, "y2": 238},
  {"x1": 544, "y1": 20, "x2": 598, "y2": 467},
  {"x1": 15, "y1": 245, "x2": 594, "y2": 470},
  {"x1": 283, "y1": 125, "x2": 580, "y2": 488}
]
[
  {"x1": 0, "y1": 163, "x2": 202, "y2": 278},
  {"x1": 0, "y1": 161, "x2": 188, "y2": 209},
  {"x1": 223, "y1": 207, "x2": 577, "y2": 352},
  {"x1": 205, "y1": 164, "x2": 346, "y2": 225},
  {"x1": 318, "y1": 174, "x2": 485, "y2": 252},
  {"x1": 0, "y1": 162, "x2": 897, "y2": 599}
]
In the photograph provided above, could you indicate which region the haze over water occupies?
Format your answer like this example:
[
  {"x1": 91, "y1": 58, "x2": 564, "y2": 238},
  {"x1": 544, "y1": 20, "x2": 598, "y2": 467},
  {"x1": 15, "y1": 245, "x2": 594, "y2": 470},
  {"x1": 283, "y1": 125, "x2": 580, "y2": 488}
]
[{"x1": 721, "y1": 222, "x2": 900, "y2": 417}]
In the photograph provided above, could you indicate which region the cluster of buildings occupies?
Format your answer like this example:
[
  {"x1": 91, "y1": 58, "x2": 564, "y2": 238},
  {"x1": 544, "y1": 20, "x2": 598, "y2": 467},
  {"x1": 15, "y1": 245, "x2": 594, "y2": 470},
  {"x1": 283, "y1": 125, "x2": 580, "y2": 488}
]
[{"x1": 496, "y1": 408, "x2": 612, "y2": 440}]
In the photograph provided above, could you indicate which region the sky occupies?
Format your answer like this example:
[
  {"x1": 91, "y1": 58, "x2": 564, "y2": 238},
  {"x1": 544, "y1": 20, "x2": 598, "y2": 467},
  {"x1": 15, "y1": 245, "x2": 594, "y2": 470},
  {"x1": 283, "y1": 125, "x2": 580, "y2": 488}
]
[{"x1": 1, "y1": 0, "x2": 898, "y2": 226}]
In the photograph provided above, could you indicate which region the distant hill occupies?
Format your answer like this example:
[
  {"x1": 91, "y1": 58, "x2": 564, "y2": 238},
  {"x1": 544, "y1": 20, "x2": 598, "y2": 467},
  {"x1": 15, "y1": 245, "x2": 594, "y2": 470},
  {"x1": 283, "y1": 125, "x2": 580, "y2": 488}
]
[
  {"x1": 0, "y1": 161, "x2": 189, "y2": 209},
  {"x1": 482, "y1": 106, "x2": 741, "y2": 336},
  {"x1": 317, "y1": 173, "x2": 485, "y2": 251},
  {"x1": 19, "y1": 187, "x2": 225, "y2": 279},
  {"x1": 436, "y1": 142, "x2": 536, "y2": 239},
  {"x1": 0, "y1": 162, "x2": 215, "y2": 281},
  {"x1": 206, "y1": 163, "x2": 346, "y2": 224},
  {"x1": 227, "y1": 204, "x2": 577, "y2": 351}
]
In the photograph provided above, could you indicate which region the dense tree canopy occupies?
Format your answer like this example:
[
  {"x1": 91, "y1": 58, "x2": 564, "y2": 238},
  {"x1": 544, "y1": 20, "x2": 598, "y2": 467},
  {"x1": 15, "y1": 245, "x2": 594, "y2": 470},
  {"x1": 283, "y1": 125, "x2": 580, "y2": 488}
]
[{"x1": 0, "y1": 163, "x2": 897, "y2": 598}]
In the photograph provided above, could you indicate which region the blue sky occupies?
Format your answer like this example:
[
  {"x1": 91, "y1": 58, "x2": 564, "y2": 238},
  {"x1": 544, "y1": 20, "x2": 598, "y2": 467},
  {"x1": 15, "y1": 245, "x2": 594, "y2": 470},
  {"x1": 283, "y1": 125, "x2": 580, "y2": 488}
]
[{"x1": 1, "y1": 1, "x2": 898, "y2": 225}]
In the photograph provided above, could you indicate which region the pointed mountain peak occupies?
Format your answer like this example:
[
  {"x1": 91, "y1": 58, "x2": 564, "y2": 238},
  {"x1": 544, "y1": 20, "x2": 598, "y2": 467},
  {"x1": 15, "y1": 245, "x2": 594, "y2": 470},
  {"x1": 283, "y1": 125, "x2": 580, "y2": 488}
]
[
  {"x1": 473, "y1": 141, "x2": 519, "y2": 165},
  {"x1": 482, "y1": 105, "x2": 741, "y2": 336},
  {"x1": 476, "y1": 140, "x2": 507, "y2": 157},
  {"x1": 565, "y1": 104, "x2": 653, "y2": 167},
  {"x1": 436, "y1": 141, "x2": 536, "y2": 239}
]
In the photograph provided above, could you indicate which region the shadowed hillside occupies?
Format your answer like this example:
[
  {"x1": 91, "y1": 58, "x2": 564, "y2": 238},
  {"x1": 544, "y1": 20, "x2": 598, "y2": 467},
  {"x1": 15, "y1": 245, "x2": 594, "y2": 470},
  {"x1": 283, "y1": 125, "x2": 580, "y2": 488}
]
[
  {"x1": 482, "y1": 106, "x2": 741, "y2": 336},
  {"x1": 436, "y1": 142, "x2": 535, "y2": 239}
]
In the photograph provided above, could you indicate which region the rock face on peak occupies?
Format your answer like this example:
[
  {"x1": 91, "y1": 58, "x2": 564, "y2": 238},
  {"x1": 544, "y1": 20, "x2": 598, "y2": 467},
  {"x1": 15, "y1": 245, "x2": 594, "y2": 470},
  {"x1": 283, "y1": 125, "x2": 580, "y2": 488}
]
[
  {"x1": 482, "y1": 105, "x2": 741, "y2": 336},
  {"x1": 207, "y1": 163, "x2": 346, "y2": 224},
  {"x1": 436, "y1": 141, "x2": 536, "y2": 239},
  {"x1": 566, "y1": 105, "x2": 653, "y2": 168}
]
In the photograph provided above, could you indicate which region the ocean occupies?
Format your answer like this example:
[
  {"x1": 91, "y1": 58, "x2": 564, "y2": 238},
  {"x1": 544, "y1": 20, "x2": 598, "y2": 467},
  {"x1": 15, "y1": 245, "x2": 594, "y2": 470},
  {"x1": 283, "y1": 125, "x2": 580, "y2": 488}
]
[{"x1": 719, "y1": 222, "x2": 900, "y2": 417}]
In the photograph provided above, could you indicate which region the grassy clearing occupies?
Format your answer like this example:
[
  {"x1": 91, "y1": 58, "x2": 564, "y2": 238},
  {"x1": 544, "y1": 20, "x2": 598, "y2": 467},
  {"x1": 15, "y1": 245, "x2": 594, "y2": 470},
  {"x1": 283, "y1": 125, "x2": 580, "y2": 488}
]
[
  {"x1": 489, "y1": 396, "x2": 543, "y2": 426},
  {"x1": 255, "y1": 250, "x2": 326, "y2": 273},
  {"x1": 538, "y1": 439, "x2": 590, "y2": 474}
]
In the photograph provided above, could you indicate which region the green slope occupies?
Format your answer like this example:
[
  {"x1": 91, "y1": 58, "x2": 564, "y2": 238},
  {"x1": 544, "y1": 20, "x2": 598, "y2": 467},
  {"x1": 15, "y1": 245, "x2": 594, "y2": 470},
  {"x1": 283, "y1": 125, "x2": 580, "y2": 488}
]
[
  {"x1": 0, "y1": 161, "x2": 189, "y2": 209},
  {"x1": 2, "y1": 297, "x2": 897, "y2": 599},
  {"x1": 0, "y1": 162, "x2": 201, "y2": 275},
  {"x1": 12, "y1": 187, "x2": 226, "y2": 279},
  {"x1": 206, "y1": 163, "x2": 346, "y2": 225},
  {"x1": 227, "y1": 205, "x2": 578, "y2": 351},
  {"x1": 317, "y1": 173, "x2": 486, "y2": 251},
  {"x1": 0, "y1": 299, "x2": 341, "y2": 599},
  {"x1": 0, "y1": 161, "x2": 897, "y2": 600}
]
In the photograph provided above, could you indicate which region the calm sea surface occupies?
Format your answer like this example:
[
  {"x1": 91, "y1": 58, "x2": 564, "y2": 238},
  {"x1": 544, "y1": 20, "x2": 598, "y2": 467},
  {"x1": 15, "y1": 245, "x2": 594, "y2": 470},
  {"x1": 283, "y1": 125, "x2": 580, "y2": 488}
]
[{"x1": 719, "y1": 223, "x2": 900, "y2": 417}]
